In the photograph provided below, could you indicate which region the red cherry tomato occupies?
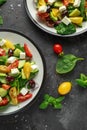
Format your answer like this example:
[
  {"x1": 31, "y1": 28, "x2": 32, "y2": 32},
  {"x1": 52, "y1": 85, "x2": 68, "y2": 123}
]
[
  {"x1": 2, "y1": 84, "x2": 11, "y2": 90},
  {"x1": 24, "y1": 43, "x2": 32, "y2": 58},
  {"x1": 37, "y1": 12, "x2": 49, "y2": 21},
  {"x1": 62, "y1": 0, "x2": 69, "y2": 6},
  {"x1": 53, "y1": 44, "x2": 63, "y2": 54},
  {"x1": 0, "y1": 98, "x2": 9, "y2": 106},
  {"x1": 17, "y1": 93, "x2": 32, "y2": 103},
  {"x1": 0, "y1": 48, "x2": 6, "y2": 56},
  {"x1": 7, "y1": 60, "x2": 19, "y2": 71}
]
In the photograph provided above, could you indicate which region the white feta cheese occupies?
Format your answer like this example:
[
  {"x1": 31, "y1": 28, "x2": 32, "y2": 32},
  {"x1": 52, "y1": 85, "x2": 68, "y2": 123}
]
[
  {"x1": 38, "y1": 5, "x2": 47, "y2": 12},
  {"x1": 73, "y1": 0, "x2": 81, "y2": 7},
  {"x1": 11, "y1": 68, "x2": 19, "y2": 75},
  {"x1": 0, "y1": 39, "x2": 6, "y2": 46},
  {"x1": 59, "y1": 6, "x2": 66, "y2": 12},
  {"x1": 31, "y1": 64, "x2": 38, "y2": 70},
  {"x1": 48, "y1": 0, "x2": 56, "y2": 4},
  {"x1": 0, "y1": 96, "x2": 2, "y2": 102},
  {"x1": 7, "y1": 56, "x2": 17, "y2": 64},
  {"x1": 62, "y1": 16, "x2": 71, "y2": 25},
  {"x1": 20, "y1": 88, "x2": 29, "y2": 96},
  {"x1": 20, "y1": 52, "x2": 26, "y2": 59}
]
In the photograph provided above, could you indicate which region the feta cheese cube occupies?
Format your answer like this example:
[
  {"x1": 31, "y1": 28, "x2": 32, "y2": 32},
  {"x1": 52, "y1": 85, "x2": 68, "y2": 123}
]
[
  {"x1": 48, "y1": 0, "x2": 56, "y2": 4},
  {"x1": 20, "y1": 52, "x2": 26, "y2": 59},
  {"x1": 59, "y1": 6, "x2": 66, "y2": 12},
  {"x1": 31, "y1": 64, "x2": 38, "y2": 70},
  {"x1": 7, "y1": 56, "x2": 16, "y2": 64},
  {"x1": 0, "y1": 96, "x2": 2, "y2": 102},
  {"x1": 38, "y1": 5, "x2": 47, "y2": 12},
  {"x1": 73, "y1": 0, "x2": 81, "y2": 7},
  {"x1": 20, "y1": 88, "x2": 29, "y2": 96},
  {"x1": 11, "y1": 68, "x2": 19, "y2": 75},
  {"x1": 62, "y1": 16, "x2": 71, "y2": 25},
  {"x1": 0, "y1": 39, "x2": 6, "y2": 46}
]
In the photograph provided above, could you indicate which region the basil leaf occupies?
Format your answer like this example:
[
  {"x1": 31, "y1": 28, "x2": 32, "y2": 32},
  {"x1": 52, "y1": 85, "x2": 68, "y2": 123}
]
[{"x1": 56, "y1": 54, "x2": 84, "y2": 74}]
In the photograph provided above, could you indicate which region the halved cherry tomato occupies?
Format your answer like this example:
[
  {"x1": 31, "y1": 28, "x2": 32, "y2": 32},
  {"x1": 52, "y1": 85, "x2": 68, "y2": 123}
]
[
  {"x1": 53, "y1": 44, "x2": 63, "y2": 55},
  {"x1": 62, "y1": 0, "x2": 69, "y2": 6},
  {"x1": 7, "y1": 60, "x2": 19, "y2": 71},
  {"x1": 37, "y1": 12, "x2": 49, "y2": 21},
  {"x1": 24, "y1": 43, "x2": 32, "y2": 58},
  {"x1": 17, "y1": 93, "x2": 32, "y2": 102},
  {"x1": 0, "y1": 48, "x2": 6, "y2": 56},
  {"x1": 2, "y1": 84, "x2": 11, "y2": 90},
  {"x1": 45, "y1": 0, "x2": 48, "y2": 3},
  {"x1": 0, "y1": 98, "x2": 9, "y2": 106},
  {"x1": 0, "y1": 65, "x2": 9, "y2": 73}
]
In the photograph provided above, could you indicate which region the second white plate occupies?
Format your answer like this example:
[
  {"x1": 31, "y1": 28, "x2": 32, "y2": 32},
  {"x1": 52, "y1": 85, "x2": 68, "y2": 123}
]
[{"x1": 24, "y1": 0, "x2": 87, "y2": 37}]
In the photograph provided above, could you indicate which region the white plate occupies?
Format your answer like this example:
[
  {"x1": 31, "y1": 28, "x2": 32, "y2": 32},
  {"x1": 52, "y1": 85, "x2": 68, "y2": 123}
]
[
  {"x1": 24, "y1": 0, "x2": 87, "y2": 37},
  {"x1": 0, "y1": 29, "x2": 45, "y2": 115}
]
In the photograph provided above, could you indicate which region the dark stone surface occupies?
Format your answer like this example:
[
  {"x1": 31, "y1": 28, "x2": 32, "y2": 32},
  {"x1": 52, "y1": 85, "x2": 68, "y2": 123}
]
[{"x1": 0, "y1": 0, "x2": 87, "y2": 130}]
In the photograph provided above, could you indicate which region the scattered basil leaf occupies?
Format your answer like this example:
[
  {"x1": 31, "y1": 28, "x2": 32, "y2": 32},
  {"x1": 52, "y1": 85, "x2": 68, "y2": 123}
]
[
  {"x1": 39, "y1": 101, "x2": 49, "y2": 109},
  {"x1": 56, "y1": 54, "x2": 84, "y2": 74},
  {"x1": 0, "y1": 0, "x2": 7, "y2": 6},
  {"x1": 39, "y1": 94, "x2": 65, "y2": 110},
  {"x1": 76, "y1": 73, "x2": 87, "y2": 88}
]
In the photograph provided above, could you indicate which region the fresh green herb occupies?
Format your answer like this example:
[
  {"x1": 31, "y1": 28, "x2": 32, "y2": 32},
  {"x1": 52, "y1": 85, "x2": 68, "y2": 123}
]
[
  {"x1": 39, "y1": 94, "x2": 65, "y2": 109},
  {"x1": 15, "y1": 44, "x2": 24, "y2": 52},
  {"x1": 0, "y1": 0, "x2": 7, "y2": 6},
  {"x1": 0, "y1": 56, "x2": 8, "y2": 65},
  {"x1": 80, "y1": 0, "x2": 86, "y2": 20},
  {"x1": 67, "y1": 5, "x2": 75, "y2": 14},
  {"x1": 0, "y1": 16, "x2": 3, "y2": 25},
  {"x1": 55, "y1": 23, "x2": 76, "y2": 35},
  {"x1": 56, "y1": 54, "x2": 84, "y2": 74},
  {"x1": 76, "y1": 73, "x2": 87, "y2": 88}
]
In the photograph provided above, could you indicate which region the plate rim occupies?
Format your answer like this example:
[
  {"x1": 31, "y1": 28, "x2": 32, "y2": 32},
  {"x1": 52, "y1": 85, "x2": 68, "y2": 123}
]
[
  {"x1": 0, "y1": 29, "x2": 46, "y2": 116},
  {"x1": 24, "y1": 0, "x2": 87, "y2": 37}
]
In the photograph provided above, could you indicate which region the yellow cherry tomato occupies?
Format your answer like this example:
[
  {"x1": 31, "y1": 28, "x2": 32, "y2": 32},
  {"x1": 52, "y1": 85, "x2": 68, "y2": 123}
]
[
  {"x1": 9, "y1": 87, "x2": 18, "y2": 105},
  {"x1": 58, "y1": 82, "x2": 72, "y2": 95},
  {"x1": 23, "y1": 62, "x2": 32, "y2": 79},
  {"x1": 4, "y1": 40, "x2": 15, "y2": 50}
]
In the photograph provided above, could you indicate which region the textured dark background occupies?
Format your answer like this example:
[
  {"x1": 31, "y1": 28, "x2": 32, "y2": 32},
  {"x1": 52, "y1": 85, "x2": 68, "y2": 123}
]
[{"x1": 0, "y1": 0, "x2": 87, "y2": 130}]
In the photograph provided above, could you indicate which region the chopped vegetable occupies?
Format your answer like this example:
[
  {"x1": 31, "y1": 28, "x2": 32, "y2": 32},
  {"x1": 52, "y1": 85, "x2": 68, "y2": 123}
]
[
  {"x1": 9, "y1": 87, "x2": 18, "y2": 105},
  {"x1": 24, "y1": 43, "x2": 32, "y2": 58}
]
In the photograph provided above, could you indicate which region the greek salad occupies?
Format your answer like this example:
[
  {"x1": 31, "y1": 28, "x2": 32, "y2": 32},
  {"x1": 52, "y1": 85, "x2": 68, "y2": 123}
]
[
  {"x1": 34, "y1": 0, "x2": 87, "y2": 35},
  {"x1": 0, "y1": 38, "x2": 39, "y2": 108}
]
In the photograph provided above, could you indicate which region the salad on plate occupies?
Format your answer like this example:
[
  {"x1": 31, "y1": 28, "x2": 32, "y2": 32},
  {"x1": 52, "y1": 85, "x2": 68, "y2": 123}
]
[
  {"x1": 0, "y1": 38, "x2": 39, "y2": 108},
  {"x1": 34, "y1": 0, "x2": 87, "y2": 35}
]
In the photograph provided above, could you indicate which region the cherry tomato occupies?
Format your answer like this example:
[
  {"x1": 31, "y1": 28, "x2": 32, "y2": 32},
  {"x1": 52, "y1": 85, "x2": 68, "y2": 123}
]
[
  {"x1": 53, "y1": 44, "x2": 63, "y2": 55},
  {"x1": 0, "y1": 98, "x2": 9, "y2": 106},
  {"x1": 24, "y1": 43, "x2": 32, "y2": 58},
  {"x1": 17, "y1": 93, "x2": 32, "y2": 102},
  {"x1": 45, "y1": 0, "x2": 48, "y2": 2},
  {"x1": 0, "y1": 48, "x2": 6, "y2": 56},
  {"x1": 58, "y1": 82, "x2": 72, "y2": 95},
  {"x1": 37, "y1": 12, "x2": 49, "y2": 21},
  {"x1": 7, "y1": 60, "x2": 19, "y2": 71},
  {"x1": 62, "y1": 0, "x2": 69, "y2": 6},
  {"x1": 2, "y1": 84, "x2": 11, "y2": 90}
]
